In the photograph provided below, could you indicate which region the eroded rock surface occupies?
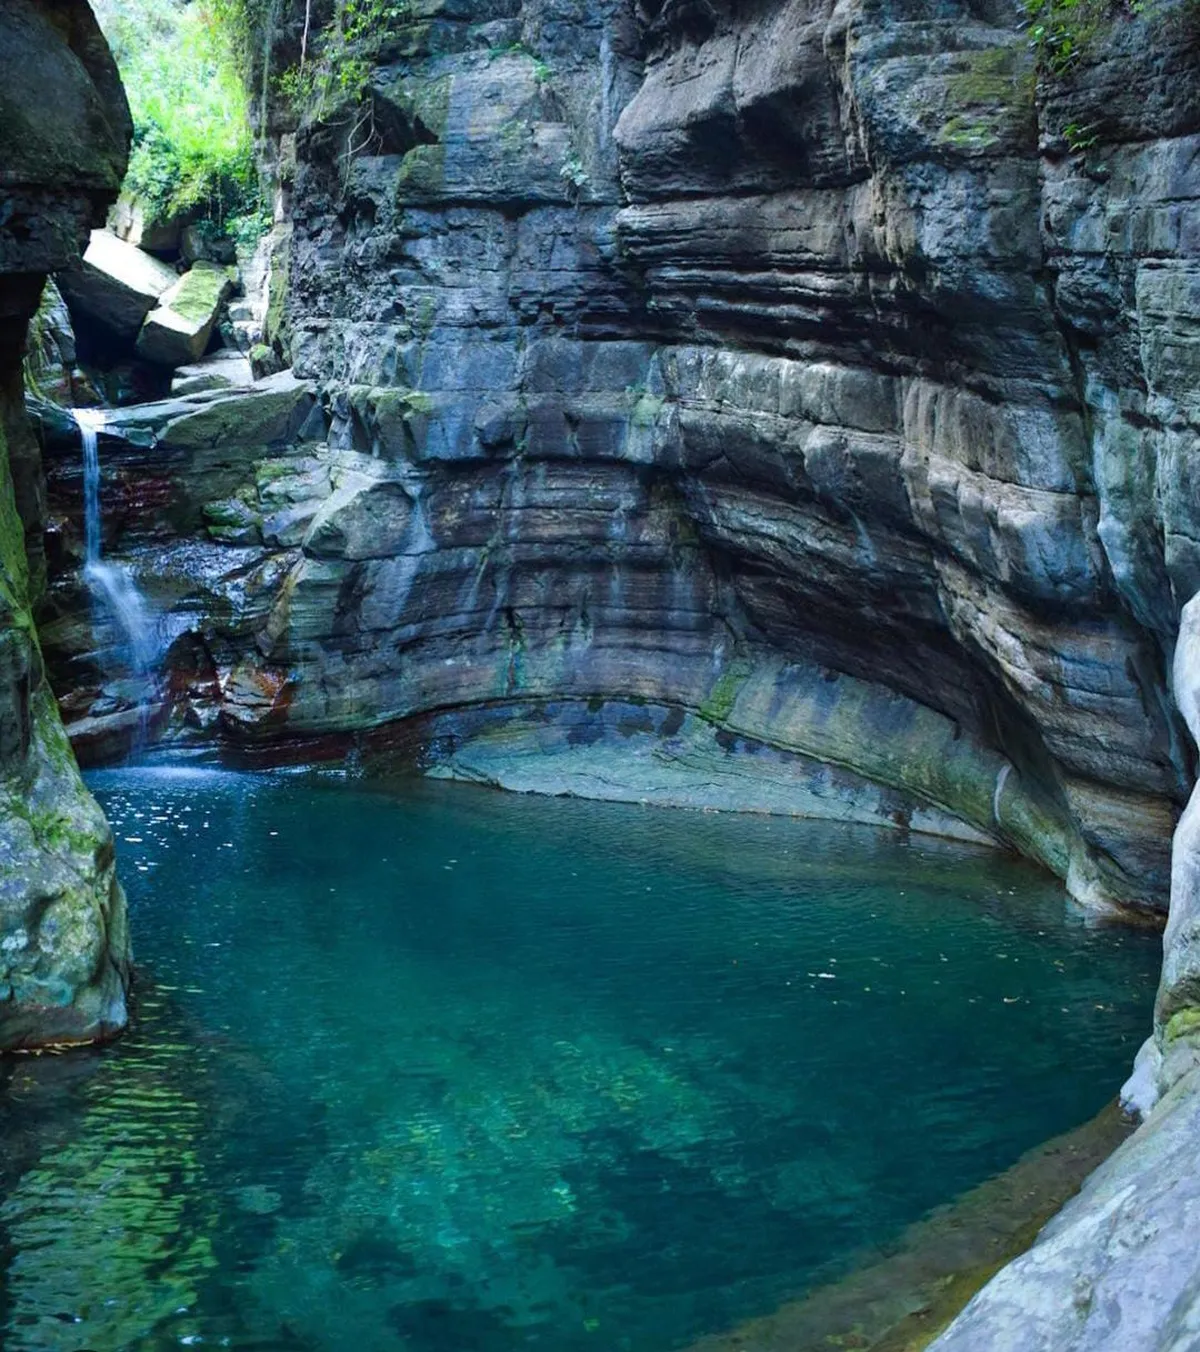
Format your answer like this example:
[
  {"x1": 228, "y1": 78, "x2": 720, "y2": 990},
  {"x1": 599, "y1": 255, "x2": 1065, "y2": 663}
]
[{"x1": 931, "y1": 1067, "x2": 1200, "y2": 1352}]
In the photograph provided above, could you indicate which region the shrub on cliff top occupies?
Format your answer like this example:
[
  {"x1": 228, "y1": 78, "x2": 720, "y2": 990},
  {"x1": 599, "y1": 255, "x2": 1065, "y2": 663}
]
[
  {"x1": 93, "y1": 0, "x2": 264, "y2": 235},
  {"x1": 272, "y1": 0, "x2": 409, "y2": 121}
]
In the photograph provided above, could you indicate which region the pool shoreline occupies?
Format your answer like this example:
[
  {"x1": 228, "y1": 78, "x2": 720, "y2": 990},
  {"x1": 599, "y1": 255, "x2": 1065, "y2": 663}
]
[{"x1": 681, "y1": 1100, "x2": 1135, "y2": 1352}]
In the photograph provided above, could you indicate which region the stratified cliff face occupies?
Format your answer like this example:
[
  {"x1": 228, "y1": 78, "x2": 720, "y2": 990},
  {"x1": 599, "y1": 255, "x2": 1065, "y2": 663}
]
[
  {"x1": 0, "y1": 0, "x2": 131, "y2": 1048},
  {"x1": 43, "y1": 0, "x2": 1200, "y2": 930}
]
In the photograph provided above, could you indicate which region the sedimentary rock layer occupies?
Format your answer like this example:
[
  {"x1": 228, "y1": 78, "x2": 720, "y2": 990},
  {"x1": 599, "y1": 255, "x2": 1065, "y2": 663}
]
[
  {"x1": 26, "y1": 0, "x2": 1200, "y2": 1339},
  {"x1": 44, "y1": 0, "x2": 1200, "y2": 928}
]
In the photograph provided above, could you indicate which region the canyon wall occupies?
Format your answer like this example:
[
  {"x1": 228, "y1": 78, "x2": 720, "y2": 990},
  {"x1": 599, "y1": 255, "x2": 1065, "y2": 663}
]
[
  {"x1": 44, "y1": 0, "x2": 1199, "y2": 922},
  {"x1": 0, "y1": 0, "x2": 131, "y2": 1048}
]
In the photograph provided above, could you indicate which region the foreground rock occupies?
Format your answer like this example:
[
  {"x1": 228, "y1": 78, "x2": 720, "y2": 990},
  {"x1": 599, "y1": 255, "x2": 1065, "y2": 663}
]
[
  {"x1": 931, "y1": 1070, "x2": 1200, "y2": 1351},
  {"x1": 137, "y1": 260, "x2": 234, "y2": 367},
  {"x1": 24, "y1": 278, "x2": 77, "y2": 404},
  {"x1": 0, "y1": 0, "x2": 131, "y2": 1048},
  {"x1": 57, "y1": 226, "x2": 177, "y2": 339}
]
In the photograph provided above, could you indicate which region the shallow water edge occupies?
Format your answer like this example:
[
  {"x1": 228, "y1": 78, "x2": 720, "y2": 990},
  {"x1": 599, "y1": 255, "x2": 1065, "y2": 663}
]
[{"x1": 682, "y1": 1101, "x2": 1134, "y2": 1352}]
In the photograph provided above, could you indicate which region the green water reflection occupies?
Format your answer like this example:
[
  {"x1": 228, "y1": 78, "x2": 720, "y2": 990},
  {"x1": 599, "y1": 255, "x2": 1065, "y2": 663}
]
[{"x1": 0, "y1": 770, "x2": 1161, "y2": 1351}]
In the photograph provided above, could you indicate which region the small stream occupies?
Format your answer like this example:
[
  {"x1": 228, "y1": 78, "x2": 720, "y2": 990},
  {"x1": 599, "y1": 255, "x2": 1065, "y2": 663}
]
[{"x1": 0, "y1": 770, "x2": 1160, "y2": 1352}]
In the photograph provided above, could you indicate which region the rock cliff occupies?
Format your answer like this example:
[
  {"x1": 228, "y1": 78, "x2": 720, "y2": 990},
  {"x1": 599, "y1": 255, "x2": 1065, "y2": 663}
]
[
  {"x1": 0, "y1": 0, "x2": 131, "y2": 1048},
  {"x1": 43, "y1": 0, "x2": 1198, "y2": 917}
]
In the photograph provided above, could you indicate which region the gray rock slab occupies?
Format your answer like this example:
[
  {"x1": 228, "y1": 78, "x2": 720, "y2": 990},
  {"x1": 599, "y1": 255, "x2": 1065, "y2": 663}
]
[
  {"x1": 56, "y1": 228, "x2": 177, "y2": 338},
  {"x1": 930, "y1": 1069, "x2": 1200, "y2": 1352},
  {"x1": 171, "y1": 351, "x2": 255, "y2": 397},
  {"x1": 137, "y1": 261, "x2": 234, "y2": 367}
]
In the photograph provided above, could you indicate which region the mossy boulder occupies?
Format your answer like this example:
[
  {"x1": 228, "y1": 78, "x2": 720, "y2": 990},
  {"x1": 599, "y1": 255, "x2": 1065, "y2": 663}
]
[
  {"x1": 136, "y1": 261, "x2": 235, "y2": 368},
  {"x1": 0, "y1": 419, "x2": 130, "y2": 1050},
  {"x1": 160, "y1": 372, "x2": 316, "y2": 449},
  {"x1": 0, "y1": 0, "x2": 131, "y2": 278},
  {"x1": 0, "y1": 0, "x2": 132, "y2": 1050}
]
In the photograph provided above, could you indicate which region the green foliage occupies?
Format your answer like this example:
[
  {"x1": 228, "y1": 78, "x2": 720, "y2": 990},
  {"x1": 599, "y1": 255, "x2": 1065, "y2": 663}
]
[
  {"x1": 275, "y1": 0, "x2": 410, "y2": 119},
  {"x1": 1062, "y1": 120, "x2": 1101, "y2": 150},
  {"x1": 1021, "y1": 0, "x2": 1146, "y2": 74},
  {"x1": 208, "y1": 0, "x2": 278, "y2": 58},
  {"x1": 559, "y1": 152, "x2": 589, "y2": 198},
  {"x1": 94, "y1": 0, "x2": 264, "y2": 232}
]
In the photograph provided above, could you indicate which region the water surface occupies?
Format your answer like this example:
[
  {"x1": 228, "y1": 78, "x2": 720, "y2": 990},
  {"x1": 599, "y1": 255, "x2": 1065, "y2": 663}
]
[{"x1": 0, "y1": 769, "x2": 1160, "y2": 1352}]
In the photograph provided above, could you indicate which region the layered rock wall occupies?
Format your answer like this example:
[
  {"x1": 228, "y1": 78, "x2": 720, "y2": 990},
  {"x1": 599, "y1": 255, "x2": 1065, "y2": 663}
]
[
  {"x1": 44, "y1": 0, "x2": 1200, "y2": 925},
  {"x1": 0, "y1": 0, "x2": 131, "y2": 1048}
]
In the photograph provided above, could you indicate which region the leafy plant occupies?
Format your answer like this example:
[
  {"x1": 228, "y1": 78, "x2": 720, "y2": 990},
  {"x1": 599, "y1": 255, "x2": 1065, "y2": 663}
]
[
  {"x1": 93, "y1": 0, "x2": 265, "y2": 233},
  {"x1": 559, "y1": 152, "x2": 589, "y2": 199},
  {"x1": 1021, "y1": 0, "x2": 1147, "y2": 74},
  {"x1": 1063, "y1": 120, "x2": 1101, "y2": 150},
  {"x1": 274, "y1": 0, "x2": 409, "y2": 120}
]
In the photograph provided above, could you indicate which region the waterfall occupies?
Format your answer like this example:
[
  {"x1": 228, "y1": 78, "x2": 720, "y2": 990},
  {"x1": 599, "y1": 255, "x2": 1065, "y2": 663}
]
[
  {"x1": 594, "y1": 30, "x2": 613, "y2": 149},
  {"x1": 78, "y1": 406, "x2": 104, "y2": 566},
  {"x1": 74, "y1": 408, "x2": 158, "y2": 748}
]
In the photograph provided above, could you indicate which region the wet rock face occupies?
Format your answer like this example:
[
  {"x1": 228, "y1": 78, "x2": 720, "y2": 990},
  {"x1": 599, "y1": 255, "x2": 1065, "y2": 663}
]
[
  {"x1": 40, "y1": 1, "x2": 1200, "y2": 924},
  {"x1": 0, "y1": 0, "x2": 131, "y2": 1048}
]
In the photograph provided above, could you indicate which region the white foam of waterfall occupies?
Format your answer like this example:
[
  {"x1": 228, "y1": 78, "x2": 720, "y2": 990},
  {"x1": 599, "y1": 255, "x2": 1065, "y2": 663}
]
[
  {"x1": 84, "y1": 559, "x2": 157, "y2": 678},
  {"x1": 73, "y1": 407, "x2": 158, "y2": 748},
  {"x1": 76, "y1": 406, "x2": 105, "y2": 566}
]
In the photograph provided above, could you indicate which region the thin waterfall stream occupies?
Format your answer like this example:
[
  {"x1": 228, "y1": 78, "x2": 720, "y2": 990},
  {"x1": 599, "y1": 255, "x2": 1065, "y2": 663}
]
[{"x1": 73, "y1": 407, "x2": 158, "y2": 747}]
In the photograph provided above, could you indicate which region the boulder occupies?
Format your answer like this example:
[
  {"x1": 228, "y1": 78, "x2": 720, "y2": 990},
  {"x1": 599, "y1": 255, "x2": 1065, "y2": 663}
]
[
  {"x1": 159, "y1": 371, "x2": 317, "y2": 448},
  {"x1": 108, "y1": 192, "x2": 186, "y2": 254},
  {"x1": 0, "y1": 0, "x2": 132, "y2": 1053},
  {"x1": 136, "y1": 261, "x2": 235, "y2": 368},
  {"x1": 181, "y1": 224, "x2": 238, "y2": 266},
  {"x1": 56, "y1": 228, "x2": 177, "y2": 339}
]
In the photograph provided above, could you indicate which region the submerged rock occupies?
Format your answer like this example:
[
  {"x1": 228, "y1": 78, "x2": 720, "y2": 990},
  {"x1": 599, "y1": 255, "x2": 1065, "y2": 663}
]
[{"x1": 57, "y1": 227, "x2": 177, "y2": 340}]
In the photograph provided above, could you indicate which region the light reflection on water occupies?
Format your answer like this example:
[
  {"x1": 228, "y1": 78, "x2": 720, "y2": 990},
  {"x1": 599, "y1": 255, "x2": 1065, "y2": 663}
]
[{"x1": 0, "y1": 770, "x2": 1161, "y2": 1352}]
